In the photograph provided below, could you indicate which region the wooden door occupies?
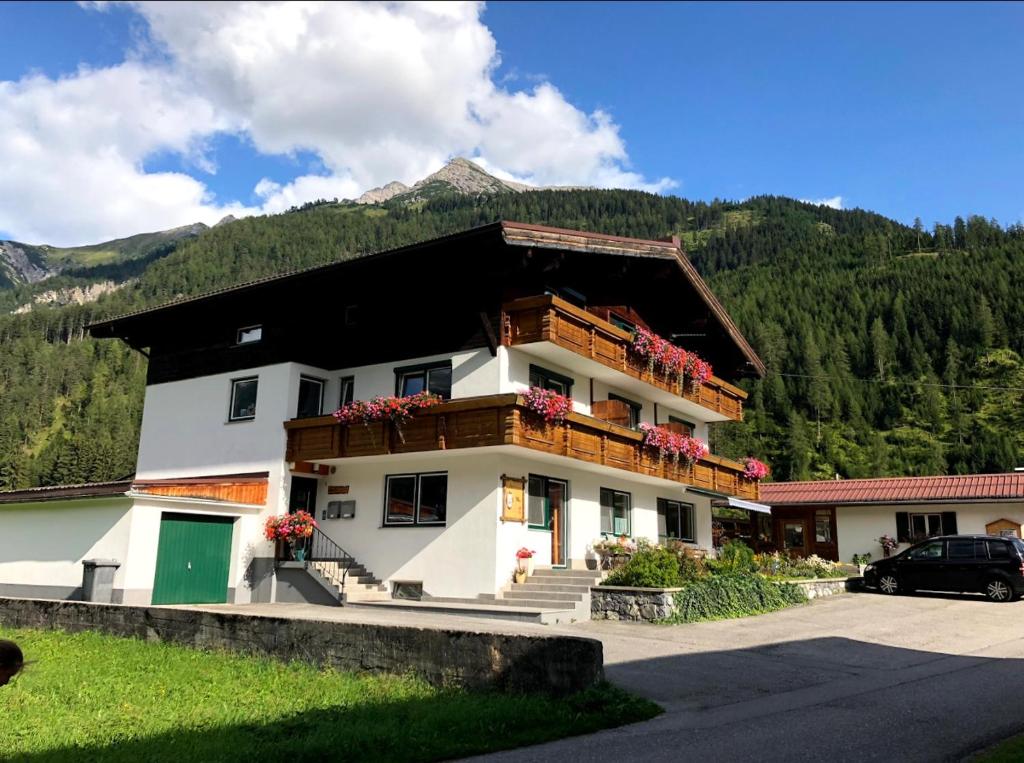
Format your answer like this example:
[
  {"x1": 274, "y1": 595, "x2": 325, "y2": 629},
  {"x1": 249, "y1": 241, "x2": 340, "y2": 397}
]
[{"x1": 780, "y1": 517, "x2": 810, "y2": 558}]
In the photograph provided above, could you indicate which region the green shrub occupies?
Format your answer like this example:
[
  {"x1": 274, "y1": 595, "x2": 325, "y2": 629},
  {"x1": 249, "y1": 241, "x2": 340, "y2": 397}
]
[
  {"x1": 603, "y1": 545, "x2": 683, "y2": 588},
  {"x1": 665, "y1": 574, "x2": 808, "y2": 623},
  {"x1": 708, "y1": 539, "x2": 757, "y2": 575}
]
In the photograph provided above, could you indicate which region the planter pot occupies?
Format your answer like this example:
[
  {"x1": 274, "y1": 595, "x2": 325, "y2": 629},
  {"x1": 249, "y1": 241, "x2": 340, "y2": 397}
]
[
  {"x1": 513, "y1": 569, "x2": 527, "y2": 584},
  {"x1": 517, "y1": 557, "x2": 535, "y2": 576},
  {"x1": 292, "y1": 544, "x2": 307, "y2": 563},
  {"x1": 858, "y1": 564, "x2": 867, "y2": 576}
]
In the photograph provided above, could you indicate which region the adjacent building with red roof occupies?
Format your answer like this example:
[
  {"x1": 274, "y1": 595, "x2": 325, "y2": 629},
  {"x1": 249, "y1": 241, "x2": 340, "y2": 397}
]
[{"x1": 761, "y1": 473, "x2": 1024, "y2": 562}]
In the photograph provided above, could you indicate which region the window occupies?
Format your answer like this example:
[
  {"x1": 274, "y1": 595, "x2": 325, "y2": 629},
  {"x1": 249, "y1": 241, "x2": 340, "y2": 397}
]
[
  {"x1": 908, "y1": 540, "x2": 945, "y2": 560},
  {"x1": 383, "y1": 473, "x2": 448, "y2": 526},
  {"x1": 545, "y1": 286, "x2": 586, "y2": 307},
  {"x1": 910, "y1": 513, "x2": 943, "y2": 541},
  {"x1": 395, "y1": 361, "x2": 452, "y2": 399},
  {"x1": 527, "y1": 475, "x2": 568, "y2": 530},
  {"x1": 296, "y1": 376, "x2": 324, "y2": 418},
  {"x1": 987, "y1": 540, "x2": 1011, "y2": 560},
  {"x1": 948, "y1": 539, "x2": 976, "y2": 560},
  {"x1": 783, "y1": 522, "x2": 805, "y2": 550},
  {"x1": 339, "y1": 376, "x2": 354, "y2": 407},
  {"x1": 658, "y1": 499, "x2": 695, "y2": 542},
  {"x1": 609, "y1": 313, "x2": 636, "y2": 334},
  {"x1": 528, "y1": 365, "x2": 574, "y2": 396},
  {"x1": 236, "y1": 325, "x2": 262, "y2": 344},
  {"x1": 609, "y1": 393, "x2": 642, "y2": 430},
  {"x1": 229, "y1": 377, "x2": 258, "y2": 421},
  {"x1": 668, "y1": 416, "x2": 694, "y2": 437},
  {"x1": 815, "y1": 509, "x2": 833, "y2": 544},
  {"x1": 600, "y1": 488, "x2": 631, "y2": 536}
]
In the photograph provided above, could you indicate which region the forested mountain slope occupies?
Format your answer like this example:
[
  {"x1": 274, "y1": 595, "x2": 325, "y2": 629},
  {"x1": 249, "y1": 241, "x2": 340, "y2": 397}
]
[{"x1": 1, "y1": 190, "x2": 1022, "y2": 488}]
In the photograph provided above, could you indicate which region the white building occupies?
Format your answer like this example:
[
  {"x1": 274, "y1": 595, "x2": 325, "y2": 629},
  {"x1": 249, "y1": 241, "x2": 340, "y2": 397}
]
[
  {"x1": 0, "y1": 222, "x2": 766, "y2": 619},
  {"x1": 762, "y1": 473, "x2": 1024, "y2": 563}
]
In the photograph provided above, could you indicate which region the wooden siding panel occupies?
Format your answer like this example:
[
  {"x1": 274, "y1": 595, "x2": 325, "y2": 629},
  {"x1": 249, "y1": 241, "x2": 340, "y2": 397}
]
[{"x1": 138, "y1": 481, "x2": 268, "y2": 505}]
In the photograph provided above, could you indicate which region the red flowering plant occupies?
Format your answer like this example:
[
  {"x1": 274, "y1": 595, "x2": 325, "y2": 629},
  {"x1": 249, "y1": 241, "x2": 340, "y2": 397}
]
[
  {"x1": 743, "y1": 457, "x2": 770, "y2": 481},
  {"x1": 264, "y1": 510, "x2": 317, "y2": 542},
  {"x1": 638, "y1": 423, "x2": 709, "y2": 466},
  {"x1": 515, "y1": 547, "x2": 535, "y2": 559},
  {"x1": 521, "y1": 386, "x2": 573, "y2": 425},
  {"x1": 630, "y1": 327, "x2": 713, "y2": 392},
  {"x1": 332, "y1": 391, "x2": 441, "y2": 443}
]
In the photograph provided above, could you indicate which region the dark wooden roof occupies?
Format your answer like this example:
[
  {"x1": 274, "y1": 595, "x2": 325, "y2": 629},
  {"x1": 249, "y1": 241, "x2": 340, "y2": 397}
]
[{"x1": 89, "y1": 221, "x2": 765, "y2": 379}]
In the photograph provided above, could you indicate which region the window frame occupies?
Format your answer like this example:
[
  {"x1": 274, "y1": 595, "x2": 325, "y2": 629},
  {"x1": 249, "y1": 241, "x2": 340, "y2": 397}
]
[
  {"x1": 228, "y1": 376, "x2": 259, "y2": 422},
  {"x1": 909, "y1": 512, "x2": 944, "y2": 541},
  {"x1": 657, "y1": 498, "x2": 696, "y2": 543},
  {"x1": 296, "y1": 375, "x2": 325, "y2": 419},
  {"x1": 339, "y1": 376, "x2": 355, "y2": 407},
  {"x1": 600, "y1": 487, "x2": 632, "y2": 537},
  {"x1": 608, "y1": 393, "x2": 642, "y2": 430},
  {"x1": 394, "y1": 360, "x2": 453, "y2": 399},
  {"x1": 382, "y1": 472, "x2": 448, "y2": 528},
  {"x1": 528, "y1": 364, "x2": 574, "y2": 396},
  {"x1": 609, "y1": 312, "x2": 636, "y2": 334},
  {"x1": 235, "y1": 325, "x2": 263, "y2": 345},
  {"x1": 527, "y1": 474, "x2": 570, "y2": 531}
]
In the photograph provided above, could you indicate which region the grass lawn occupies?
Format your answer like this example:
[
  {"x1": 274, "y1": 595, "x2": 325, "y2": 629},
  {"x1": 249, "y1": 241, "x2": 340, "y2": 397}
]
[
  {"x1": 0, "y1": 627, "x2": 660, "y2": 762},
  {"x1": 977, "y1": 733, "x2": 1024, "y2": 762}
]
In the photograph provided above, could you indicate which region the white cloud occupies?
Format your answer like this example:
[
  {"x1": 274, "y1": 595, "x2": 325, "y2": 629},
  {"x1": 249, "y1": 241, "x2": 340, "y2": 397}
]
[
  {"x1": 800, "y1": 195, "x2": 844, "y2": 210},
  {"x1": 2, "y1": 1, "x2": 674, "y2": 245}
]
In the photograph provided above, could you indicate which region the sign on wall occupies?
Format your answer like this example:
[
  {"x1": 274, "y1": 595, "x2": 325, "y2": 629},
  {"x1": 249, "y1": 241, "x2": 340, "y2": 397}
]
[
  {"x1": 501, "y1": 475, "x2": 525, "y2": 523},
  {"x1": 986, "y1": 518, "x2": 1022, "y2": 538}
]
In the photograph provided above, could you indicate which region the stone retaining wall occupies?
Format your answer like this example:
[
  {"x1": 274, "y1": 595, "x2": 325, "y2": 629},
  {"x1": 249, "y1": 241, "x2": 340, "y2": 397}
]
[
  {"x1": 591, "y1": 577, "x2": 858, "y2": 622},
  {"x1": 0, "y1": 597, "x2": 602, "y2": 696},
  {"x1": 591, "y1": 586, "x2": 682, "y2": 621}
]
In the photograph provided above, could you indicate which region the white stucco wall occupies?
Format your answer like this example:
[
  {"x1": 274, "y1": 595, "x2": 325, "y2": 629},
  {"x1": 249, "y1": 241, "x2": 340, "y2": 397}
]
[
  {"x1": 0, "y1": 498, "x2": 133, "y2": 593},
  {"x1": 310, "y1": 449, "x2": 714, "y2": 598},
  {"x1": 837, "y1": 502, "x2": 1024, "y2": 563}
]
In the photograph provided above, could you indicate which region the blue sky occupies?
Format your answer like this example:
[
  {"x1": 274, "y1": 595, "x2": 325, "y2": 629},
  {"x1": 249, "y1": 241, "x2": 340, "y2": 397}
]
[{"x1": 0, "y1": 1, "x2": 1021, "y2": 244}]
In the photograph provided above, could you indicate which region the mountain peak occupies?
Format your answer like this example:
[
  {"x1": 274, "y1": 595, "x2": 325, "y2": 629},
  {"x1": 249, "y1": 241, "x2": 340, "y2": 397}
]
[{"x1": 355, "y1": 157, "x2": 536, "y2": 205}]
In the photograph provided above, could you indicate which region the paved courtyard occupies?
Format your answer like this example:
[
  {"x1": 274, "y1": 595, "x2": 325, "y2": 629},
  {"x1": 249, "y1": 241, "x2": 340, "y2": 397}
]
[{"x1": 201, "y1": 591, "x2": 1024, "y2": 762}]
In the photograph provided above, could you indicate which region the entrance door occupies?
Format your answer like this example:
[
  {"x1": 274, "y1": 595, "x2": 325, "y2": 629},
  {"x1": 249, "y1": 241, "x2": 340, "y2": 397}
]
[
  {"x1": 548, "y1": 479, "x2": 567, "y2": 567},
  {"x1": 289, "y1": 476, "x2": 318, "y2": 515},
  {"x1": 152, "y1": 514, "x2": 234, "y2": 605}
]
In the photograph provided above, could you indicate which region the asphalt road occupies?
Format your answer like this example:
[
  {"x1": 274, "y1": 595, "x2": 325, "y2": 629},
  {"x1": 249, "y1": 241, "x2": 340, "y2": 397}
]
[{"x1": 478, "y1": 591, "x2": 1024, "y2": 762}]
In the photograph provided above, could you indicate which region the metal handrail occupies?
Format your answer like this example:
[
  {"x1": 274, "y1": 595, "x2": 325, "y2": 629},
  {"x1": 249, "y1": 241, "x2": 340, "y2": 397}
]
[{"x1": 303, "y1": 526, "x2": 358, "y2": 595}]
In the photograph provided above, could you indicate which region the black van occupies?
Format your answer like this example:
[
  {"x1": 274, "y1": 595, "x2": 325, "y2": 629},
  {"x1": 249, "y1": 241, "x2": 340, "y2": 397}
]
[{"x1": 864, "y1": 535, "x2": 1024, "y2": 602}]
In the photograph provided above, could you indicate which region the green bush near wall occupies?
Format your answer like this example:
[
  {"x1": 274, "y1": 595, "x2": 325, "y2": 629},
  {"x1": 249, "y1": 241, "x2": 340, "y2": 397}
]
[
  {"x1": 665, "y1": 575, "x2": 808, "y2": 624},
  {"x1": 602, "y1": 545, "x2": 684, "y2": 588}
]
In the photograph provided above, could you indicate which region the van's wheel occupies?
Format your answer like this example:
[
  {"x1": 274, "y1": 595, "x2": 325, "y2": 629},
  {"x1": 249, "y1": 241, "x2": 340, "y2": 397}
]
[
  {"x1": 878, "y1": 574, "x2": 900, "y2": 595},
  {"x1": 985, "y1": 577, "x2": 1014, "y2": 602}
]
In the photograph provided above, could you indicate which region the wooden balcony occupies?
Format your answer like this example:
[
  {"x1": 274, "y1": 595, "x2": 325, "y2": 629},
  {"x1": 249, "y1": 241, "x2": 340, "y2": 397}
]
[
  {"x1": 501, "y1": 295, "x2": 746, "y2": 421},
  {"x1": 284, "y1": 394, "x2": 759, "y2": 501}
]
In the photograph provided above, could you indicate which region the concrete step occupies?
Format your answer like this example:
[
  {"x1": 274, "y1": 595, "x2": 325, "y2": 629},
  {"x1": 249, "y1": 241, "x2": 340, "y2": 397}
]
[
  {"x1": 527, "y1": 575, "x2": 601, "y2": 586},
  {"x1": 503, "y1": 590, "x2": 585, "y2": 602},
  {"x1": 342, "y1": 589, "x2": 392, "y2": 603},
  {"x1": 348, "y1": 599, "x2": 578, "y2": 625},
  {"x1": 510, "y1": 582, "x2": 595, "y2": 594}
]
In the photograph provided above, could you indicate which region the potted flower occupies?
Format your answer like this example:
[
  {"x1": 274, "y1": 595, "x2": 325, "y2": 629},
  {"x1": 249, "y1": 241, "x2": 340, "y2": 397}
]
[
  {"x1": 852, "y1": 553, "x2": 872, "y2": 576},
  {"x1": 593, "y1": 535, "x2": 637, "y2": 570},
  {"x1": 878, "y1": 534, "x2": 899, "y2": 558},
  {"x1": 265, "y1": 510, "x2": 318, "y2": 562},
  {"x1": 514, "y1": 547, "x2": 535, "y2": 583},
  {"x1": 521, "y1": 387, "x2": 572, "y2": 425},
  {"x1": 743, "y1": 457, "x2": 770, "y2": 481}
]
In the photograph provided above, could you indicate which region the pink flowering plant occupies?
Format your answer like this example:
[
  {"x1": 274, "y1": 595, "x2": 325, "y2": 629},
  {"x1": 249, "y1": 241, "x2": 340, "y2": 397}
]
[
  {"x1": 333, "y1": 391, "x2": 441, "y2": 427},
  {"x1": 264, "y1": 510, "x2": 317, "y2": 542},
  {"x1": 743, "y1": 457, "x2": 770, "y2": 481},
  {"x1": 630, "y1": 327, "x2": 713, "y2": 391},
  {"x1": 638, "y1": 422, "x2": 709, "y2": 466},
  {"x1": 515, "y1": 547, "x2": 535, "y2": 559},
  {"x1": 521, "y1": 386, "x2": 573, "y2": 424},
  {"x1": 878, "y1": 534, "x2": 899, "y2": 552}
]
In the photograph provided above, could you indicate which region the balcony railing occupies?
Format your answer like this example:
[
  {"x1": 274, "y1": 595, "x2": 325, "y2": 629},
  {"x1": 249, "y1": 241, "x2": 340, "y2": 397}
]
[
  {"x1": 284, "y1": 394, "x2": 759, "y2": 500},
  {"x1": 501, "y1": 295, "x2": 746, "y2": 421}
]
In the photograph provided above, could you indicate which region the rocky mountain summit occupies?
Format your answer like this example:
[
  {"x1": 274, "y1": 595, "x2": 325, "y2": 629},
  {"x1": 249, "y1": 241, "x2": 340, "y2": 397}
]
[{"x1": 355, "y1": 157, "x2": 569, "y2": 205}]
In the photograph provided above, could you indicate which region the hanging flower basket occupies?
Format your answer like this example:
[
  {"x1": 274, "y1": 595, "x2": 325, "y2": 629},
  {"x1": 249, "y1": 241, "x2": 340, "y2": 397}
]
[
  {"x1": 265, "y1": 511, "x2": 317, "y2": 561},
  {"x1": 521, "y1": 387, "x2": 572, "y2": 425},
  {"x1": 743, "y1": 457, "x2": 770, "y2": 481},
  {"x1": 629, "y1": 327, "x2": 712, "y2": 392},
  {"x1": 332, "y1": 391, "x2": 441, "y2": 444},
  {"x1": 638, "y1": 423, "x2": 708, "y2": 467}
]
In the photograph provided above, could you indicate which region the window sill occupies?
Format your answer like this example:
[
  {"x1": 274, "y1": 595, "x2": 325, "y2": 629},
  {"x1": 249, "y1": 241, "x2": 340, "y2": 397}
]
[
  {"x1": 226, "y1": 418, "x2": 256, "y2": 424},
  {"x1": 528, "y1": 525, "x2": 551, "y2": 532},
  {"x1": 380, "y1": 523, "x2": 447, "y2": 529}
]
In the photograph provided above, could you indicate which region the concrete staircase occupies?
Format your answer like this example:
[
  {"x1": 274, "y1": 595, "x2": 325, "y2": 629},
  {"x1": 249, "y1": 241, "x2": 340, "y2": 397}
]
[
  {"x1": 299, "y1": 559, "x2": 390, "y2": 604},
  {"x1": 350, "y1": 567, "x2": 602, "y2": 624}
]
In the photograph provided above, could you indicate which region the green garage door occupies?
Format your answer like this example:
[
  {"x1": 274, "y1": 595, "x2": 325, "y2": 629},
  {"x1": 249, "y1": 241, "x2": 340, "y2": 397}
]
[{"x1": 152, "y1": 514, "x2": 234, "y2": 605}]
